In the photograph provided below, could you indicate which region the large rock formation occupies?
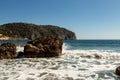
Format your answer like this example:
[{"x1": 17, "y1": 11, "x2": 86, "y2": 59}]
[
  {"x1": 24, "y1": 36, "x2": 63, "y2": 58},
  {"x1": 0, "y1": 42, "x2": 17, "y2": 59},
  {"x1": 0, "y1": 22, "x2": 76, "y2": 40},
  {"x1": 0, "y1": 36, "x2": 63, "y2": 59}
]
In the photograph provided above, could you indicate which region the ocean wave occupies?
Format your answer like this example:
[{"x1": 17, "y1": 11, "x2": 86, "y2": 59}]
[
  {"x1": 16, "y1": 43, "x2": 120, "y2": 60},
  {"x1": 0, "y1": 42, "x2": 120, "y2": 80},
  {"x1": 62, "y1": 43, "x2": 120, "y2": 60}
]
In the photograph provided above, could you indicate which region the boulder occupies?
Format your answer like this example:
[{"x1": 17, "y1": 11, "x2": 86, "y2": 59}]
[
  {"x1": 24, "y1": 36, "x2": 63, "y2": 58},
  {"x1": 24, "y1": 44, "x2": 43, "y2": 57},
  {"x1": 115, "y1": 66, "x2": 120, "y2": 76},
  {"x1": 0, "y1": 42, "x2": 17, "y2": 59}
]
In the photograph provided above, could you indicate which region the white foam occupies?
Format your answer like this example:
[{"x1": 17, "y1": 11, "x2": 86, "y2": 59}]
[
  {"x1": 0, "y1": 56, "x2": 119, "y2": 80},
  {"x1": 62, "y1": 43, "x2": 120, "y2": 60},
  {"x1": 16, "y1": 46, "x2": 24, "y2": 52},
  {"x1": 62, "y1": 49, "x2": 120, "y2": 60},
  {"x1": 0, "y1": 58, "x2": 119, "y2": 80},
  {"x1": 0, "y1": 43, "x2": 119, "y2": 80},
  {"x1": 62, "y1": 43, "x2": 69, "y2": 52}
]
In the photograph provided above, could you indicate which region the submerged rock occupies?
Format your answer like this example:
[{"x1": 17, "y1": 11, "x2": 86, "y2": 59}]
[
  {"x1": 24, "y1": 36, "x2": 63, "y2": 58},
  {"x1": 115, "y1": 66, "x2": 120, "y2": 76},
  {"x1": 0, "y1": 42, "x2": 17, "y2": 59}
]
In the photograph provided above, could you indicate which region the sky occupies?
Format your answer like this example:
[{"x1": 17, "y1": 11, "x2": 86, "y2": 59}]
[{"x1": 0, "y1": 0, "x2": 120, "y2": 39}]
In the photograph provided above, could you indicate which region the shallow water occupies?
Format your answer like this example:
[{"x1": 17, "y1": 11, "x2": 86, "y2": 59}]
[
  {"x1": 0, "y1": 40, "x2": 120, "y2": 80},
  {"x1": 0, "y1": 54, "x2": 120, "y2": 80}
]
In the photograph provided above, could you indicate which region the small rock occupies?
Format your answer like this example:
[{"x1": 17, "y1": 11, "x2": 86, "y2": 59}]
[
  {"x1": 16, "y1": 51, "x2": 25, "y2": 58},
  {"x1": 115, "y1": 66, "x2": 120, "y2": 76}
]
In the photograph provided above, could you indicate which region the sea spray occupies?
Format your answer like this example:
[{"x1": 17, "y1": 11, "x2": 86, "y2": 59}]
[{"x1": 63, "y1": 40, "x2": 120, "y2": 60}]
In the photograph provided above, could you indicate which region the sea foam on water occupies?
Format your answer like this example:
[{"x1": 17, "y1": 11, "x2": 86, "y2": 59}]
[
  {"x1": 62, "y1": 43, "x2": 120, "y2": 60},
  {"x1": 0, "y1": 41, "x2": 120, "y2": 80}
]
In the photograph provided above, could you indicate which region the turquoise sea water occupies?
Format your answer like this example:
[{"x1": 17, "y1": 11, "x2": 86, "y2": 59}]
[
  {"x1": 0, "y1": 40, "x2": 120, "y2": 80},
  {"x1": 64, "y1": 40, "x2": 120, "y2": 51},
  {"x1": 1, "y1": 40, "x2": 120, "y2": 50}
]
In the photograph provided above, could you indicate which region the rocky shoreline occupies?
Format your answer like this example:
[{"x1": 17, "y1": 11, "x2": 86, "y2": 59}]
[
  {"x1": 0, "y1": 37, "x2": 120, "y2": 77},
  {"x1": 0, "y1": 36, "x2": 63, "y2": 59}
]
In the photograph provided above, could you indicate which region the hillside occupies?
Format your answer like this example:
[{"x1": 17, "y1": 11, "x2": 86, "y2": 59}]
[{"x1": 0, "y1": 22, "x2": 76, "y2": 40}]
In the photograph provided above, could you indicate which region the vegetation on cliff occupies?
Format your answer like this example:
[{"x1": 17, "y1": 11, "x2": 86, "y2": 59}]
[{"x1": 0, "y1": 22, "x2": 76, "y2": 40}]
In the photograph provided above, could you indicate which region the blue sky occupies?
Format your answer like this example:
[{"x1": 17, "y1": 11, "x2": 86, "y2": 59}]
[{"x1": 0, "y1": 0, "x2": 120, "y2": 39}]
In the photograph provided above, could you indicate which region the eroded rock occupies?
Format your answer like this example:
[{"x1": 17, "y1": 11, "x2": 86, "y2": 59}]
[
  {"x1": 24, "y1": 36, "x2": 63, "y2": 58},
  {"x1": 0, "y1": 42, "x2": 17, "y2": 59}
]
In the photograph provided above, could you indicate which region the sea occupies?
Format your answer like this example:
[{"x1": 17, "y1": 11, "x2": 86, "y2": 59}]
[{"x1": 0, "y1": 40, "x2": 120, "y2": 80}]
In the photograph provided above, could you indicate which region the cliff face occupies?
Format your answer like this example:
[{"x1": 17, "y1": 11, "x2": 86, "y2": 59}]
[{"x1": 0, "y1": 22, "x2": 76, "y2": 40}]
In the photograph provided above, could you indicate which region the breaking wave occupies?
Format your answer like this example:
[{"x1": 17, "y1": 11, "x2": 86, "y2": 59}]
[
  {"x1": 62, "y1": 43, "x2": 120, "y2": 60},
  {"x1": 1, "y1": 42, "x2": 119, "y2": 80}
]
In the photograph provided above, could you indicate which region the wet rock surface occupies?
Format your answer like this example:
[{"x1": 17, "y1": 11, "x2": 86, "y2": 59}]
[
  {"x1": 0, "y1": 42, "x2": 17, "y2": 59},
  {"x1": 0, "y1": 36, "x2": 63, "y2": 59},
  {"x1": 24, "y1": 36, "x2": 63, "y2": 58},
  {"x1": 115, "y1": 66, "x2": 120, "y2": 76}
]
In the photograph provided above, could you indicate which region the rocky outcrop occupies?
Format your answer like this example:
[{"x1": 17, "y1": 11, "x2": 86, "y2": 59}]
[
  {"x1": 24, "y1": 36, "x2": 63, "y2": 58},
  {"x1": 115, "y1": 66, "x2": 120, "y2": 76},
  {"x1": 0, "y1": 36, "x2": 63, "y2": 59},
  {"x1": 0, "y1": 22, "x2": 76, "y2": 40},
  {"x1": 0, "y1": 42, "x2": 17, "y2": 59}
]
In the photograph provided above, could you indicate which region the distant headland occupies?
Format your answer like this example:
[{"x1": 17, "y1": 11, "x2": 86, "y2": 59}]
[{"x1": 0, "y1": 22, "x2": 76, "y2": 40}]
